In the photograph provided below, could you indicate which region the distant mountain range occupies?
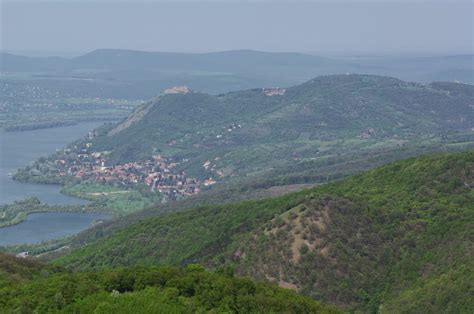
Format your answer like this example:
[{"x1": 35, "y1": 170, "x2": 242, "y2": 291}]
[{"x1": 1, "y1": 49, "x2": 473, "y2": 98}]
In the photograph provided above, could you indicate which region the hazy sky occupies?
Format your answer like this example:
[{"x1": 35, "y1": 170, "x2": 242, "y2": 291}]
[{"x1": 1, "y1": 0, "x2": 473, "y2": 56}]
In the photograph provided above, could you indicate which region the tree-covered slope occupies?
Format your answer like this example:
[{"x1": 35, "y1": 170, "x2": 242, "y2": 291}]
[
  {"x1": 55, "y1": 150, "x2": 474, "y2": 312},
  {"x1": 0, "y1": 253, "x2": 62, "y2": 288},
  {"x1": 224, "y1": 151, "x2": 474, "y2": 312},
  {"x1": 0, "y1": 255, "x2": 339, "y2": 313},
  {"x1": 85, "y1": 74, "x2": 474, "y2": 176}
]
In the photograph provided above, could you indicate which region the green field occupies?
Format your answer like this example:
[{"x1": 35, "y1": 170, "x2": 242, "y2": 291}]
[{"x1": 61, "y1": 183, "x2": 162, "y2": 215}]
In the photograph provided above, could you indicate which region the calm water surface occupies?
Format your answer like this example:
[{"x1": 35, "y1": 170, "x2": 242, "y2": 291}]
[
  {"x1": 0, "y1": 122, "x2": 102, "y2": 205},
  {"x1": 0, "y1": 212, "x2": 110, "y2": 246},
  {"x1": 0, "y1": 122, "x2": 111, "y2": 246}
]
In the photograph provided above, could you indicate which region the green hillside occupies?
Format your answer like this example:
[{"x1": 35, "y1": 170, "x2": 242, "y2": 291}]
[
  {"x1": 0, "y1": 253, "x2": 63, "y2": 287},
  {"x1": 76, "y1": 75, "x2": 474, "y2": 176},
  {"x1": 0, "y1": 254, "x2": 339, "y2": 313},
  {"x1": 14, "y1": 75, "x2": 473, "y2": 213},
  {"x1": 55, "y1": 150, "x2": 474, "y2": 312}
]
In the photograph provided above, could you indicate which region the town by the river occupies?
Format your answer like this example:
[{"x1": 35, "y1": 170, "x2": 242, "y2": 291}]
[{"x1": 0, "y1": 122, "x2": 110, "y2": 245}]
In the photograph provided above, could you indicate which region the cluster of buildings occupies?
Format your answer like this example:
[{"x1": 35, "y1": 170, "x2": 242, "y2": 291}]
[
  {"x1": 163, "y1": 86, "x2": 191, "y2": 95},
  {"x1": 263, "y1": 87, "x2": 287, "y2": 96},
  {"x1": 1, "y1": 81, "x2": 61, "y2": 102},
  {"x1": 54, "y1": 153, "x2": 216, "y2": 200},
  {"x1": 359, "y1": 127, "x2": 377, "y2": 139}
]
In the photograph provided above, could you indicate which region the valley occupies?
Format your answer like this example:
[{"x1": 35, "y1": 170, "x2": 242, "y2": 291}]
[
  {"x1": 1, "y1": 149, "x2": 472, "y2": 312},
  {"x1": 10, "y1": 75, "x2": 474, "y2": 220},
  {"x1": 2, "y1": 2, "x2": 473, "y2": 312},
  {"x1": 53, "y1": 151, "x2": 474, "y2": 312},
  {"x1": 2, "y1": 74, "x2": 473, "y2": 247},
  {"x1": 1, "y1": 54, "x2": 473, "y2": 314}
]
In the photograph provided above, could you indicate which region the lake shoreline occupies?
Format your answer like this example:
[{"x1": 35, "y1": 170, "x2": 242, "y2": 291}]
[
  {"x1": 0, "y1": 211, "x2": 112, "y2": 247},
  {"x1": 0, "y1": 122, "x2": 104, "y2": 205},
  {"x1": 0, "y1": 207, "x2": 110, "y2": 229},
  {"x1": 0, "y1": 198, "x2": 110, "y2": 229},
  {"x1": 0, "y1": 122, "x2": 114, "y2": 246}
]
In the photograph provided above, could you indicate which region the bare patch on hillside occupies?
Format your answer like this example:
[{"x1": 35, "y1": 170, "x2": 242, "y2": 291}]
[
  {"x1": 257, "y1": 201, "x2": 332, "y2": 266},
  {"x1": 108, "y1": 102, "x2": 153, "y2": 136},
  {"x1": 289, "y1": 204, "x2": 331, "y2": 263},
  {"x1": 230, "y1": 194, "x2": 399, "y2": 307},
  {"x1": 231, "y1": 200, "x2": 338, "y2": 292},
  {"x1": 279, "y1": 279, "x2": 298, "y2": 290}
]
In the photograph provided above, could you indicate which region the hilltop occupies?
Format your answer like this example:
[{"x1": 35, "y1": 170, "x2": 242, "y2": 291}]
[
  {"x1": 13, "y1": 74, "x2": 474, "y2": 211},
  {"x1": 55, "y1": 150, "x2": 474, "y2": 312},
  {"x1": 61, "y1": 75, "x2": 474, "y2": 174},
  {"x1": 12, "y1": 74, "x2": 474, "y2": 219}
]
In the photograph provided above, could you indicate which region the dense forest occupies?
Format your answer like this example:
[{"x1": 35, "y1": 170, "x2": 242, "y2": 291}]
[
  {"x1": 0, "y1": 253, "x2": 339, "y2": 313},
  {"x1": 55, "y1": 151, "x2": 474, "y2": 312}
]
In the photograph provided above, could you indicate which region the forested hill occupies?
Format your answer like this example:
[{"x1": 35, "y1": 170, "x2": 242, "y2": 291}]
[
  {"x1": 0, "y1": 254, "x2": 340, "y2": 313},
  {"x1": 55, "y1": 150, "x2": 474, "y2": 312},
  {"x1": 85, "y1": 74, "x2": 473, "y2": 175}
]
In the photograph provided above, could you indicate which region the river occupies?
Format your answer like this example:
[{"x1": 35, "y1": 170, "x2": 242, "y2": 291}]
[
  {"x1": 0, "y1": 122, "x2": 110, "y2": 246},
  {"x1": 0, "y1": 211, "x2": 109, "y2": 246},
  {"x1": 0, "y1": 122, "x2": 102, "y2": 205}
]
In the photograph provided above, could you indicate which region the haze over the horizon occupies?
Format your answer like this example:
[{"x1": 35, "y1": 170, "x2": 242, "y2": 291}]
[{"x1": 1, "y1": 0, "x2": 473, "y2": 57}]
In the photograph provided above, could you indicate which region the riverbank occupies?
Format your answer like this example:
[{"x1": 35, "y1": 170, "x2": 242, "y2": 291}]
[
  {"x1": 0, "y1": 211, "x2": 111, "y2": 247},
  {"x1": 0, "y1": 197, "x2": 107, "y2": 228},
  {"x1": 0, "y1": 122, "x2": 117, "y2": 249},
  {"x1": 0, "y1": 122, "x2": 105, "y2": 205},
  {"x1": 4, "y1": 121, "x2": 79, "y2": 132},
  {"x1": 9, "y1": 171, "x2": 161, "y2": 215}
]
